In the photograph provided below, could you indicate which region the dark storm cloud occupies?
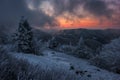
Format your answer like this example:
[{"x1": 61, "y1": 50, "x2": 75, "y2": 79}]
[
  {"x1": 53, "y1": 0, "x2": 84, "y2": 16},
  {"x1": 0, "y1": 0, "x2": 119, "y2": 29},
  {"x1": 29, "y1": 11, "x2": 58, "y2": 27},
  {"x1": 0, "y1": 0, "x2": 57, "y2": 29},
  {"x1": 52, "y1": 0, "x2": 119, "y2": 27},
  {"x1": 84, "y1": 0, "x2": 113, "y2": 18},
  {"x1": 53, "y1": 0, "x2": 113, "y2": 18},
  {"x1": 53, "y1": 0, "x2": 77, "y2": 13}
]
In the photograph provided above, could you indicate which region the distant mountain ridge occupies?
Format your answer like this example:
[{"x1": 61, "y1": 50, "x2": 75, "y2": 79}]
[{"x1": 49, "y1": 28, "x2": 120, "y2": 50}]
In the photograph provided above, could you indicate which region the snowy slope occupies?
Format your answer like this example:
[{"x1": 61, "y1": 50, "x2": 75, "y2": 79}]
[{"x1": 11, "y1": 49, "x2": 120, "y2": 80}]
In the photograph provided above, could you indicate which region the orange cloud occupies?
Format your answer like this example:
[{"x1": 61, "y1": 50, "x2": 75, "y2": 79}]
[
  {"x1": 56, "y1": 16, "x2": 101, "y2": 29},
  {"x1": 56, "y1": 14, "x2": 117, "y2": 29}
]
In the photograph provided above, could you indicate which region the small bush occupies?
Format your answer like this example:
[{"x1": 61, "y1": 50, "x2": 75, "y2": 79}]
[{"x1": 69, "y1": 65, "x2": 75, "y2": 70}]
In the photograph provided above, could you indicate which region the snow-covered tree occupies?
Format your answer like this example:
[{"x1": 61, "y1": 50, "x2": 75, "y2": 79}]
[
  {"x1": 17, "y1": 17, "x2": 35, "y2": 54},
  {"x1": 92, "y1": 37, "x2": 120, "y2": 73},
  {"x1": 74, "y1": 36, "x2": 93, "y2": 59},
  {"x1": 78, "y1": 36, "x2": 84, "y2": 48},
  {"x1": 49, "y1": 36, "x2": 59, "y2": 49},
  {"x1": 75, "y1": 37, "x2": 85, "y2": 57}
]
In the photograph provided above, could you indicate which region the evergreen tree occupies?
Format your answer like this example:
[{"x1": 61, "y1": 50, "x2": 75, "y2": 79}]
[
  {"x1": 75, "y1": 37, "x2": 93, "y2": 59},
  {"x1": 17, "y1": 17, "x2": 35, "y2": 54},
  {"x1": 78, "y1": 36, "x2": 84, "y2": 48}
]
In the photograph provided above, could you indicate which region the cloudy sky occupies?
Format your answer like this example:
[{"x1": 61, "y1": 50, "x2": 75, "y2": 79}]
[{"x1": 0, "y1": 0, "x2": 120, "y2": 30}]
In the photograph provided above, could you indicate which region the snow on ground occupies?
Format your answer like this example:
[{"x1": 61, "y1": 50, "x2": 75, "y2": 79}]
[{"x1": 11, "y1": 49, "x2": 120, "y2": 80}]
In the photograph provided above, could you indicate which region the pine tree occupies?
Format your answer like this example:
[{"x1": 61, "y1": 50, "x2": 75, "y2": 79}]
[
  {"x1": 75, "y1": 36, "x2": 93, "y2": 59},
  {"x1": 78, "y1": 36, "x2": 84, "y2": 48},
  {"x1": 17, "y1": 17, "x2": 35, "y2": 54}
]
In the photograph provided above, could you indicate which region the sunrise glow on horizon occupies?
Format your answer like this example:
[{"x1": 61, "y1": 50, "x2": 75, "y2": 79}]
[
  {"x1": 0, "y1": 0, "x2": 120, "y2": 30},
  {"x1": 26, "y1": 0, "x2": 120, "y2": 29}
]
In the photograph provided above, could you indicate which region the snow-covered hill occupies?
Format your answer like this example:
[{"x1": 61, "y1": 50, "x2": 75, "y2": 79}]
[{"x1": 12, "y1": 49, "x2": 120, "y2": 80}]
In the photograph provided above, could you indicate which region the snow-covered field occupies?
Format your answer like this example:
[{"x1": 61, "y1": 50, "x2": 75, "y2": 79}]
[{"x1": 11, "y1": 49, "x2": 120, "y2": 80}]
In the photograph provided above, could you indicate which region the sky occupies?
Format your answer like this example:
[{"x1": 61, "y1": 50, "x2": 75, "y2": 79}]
[{"x1": 0, "y1": 0, "x2": 120, "y2": 30}]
